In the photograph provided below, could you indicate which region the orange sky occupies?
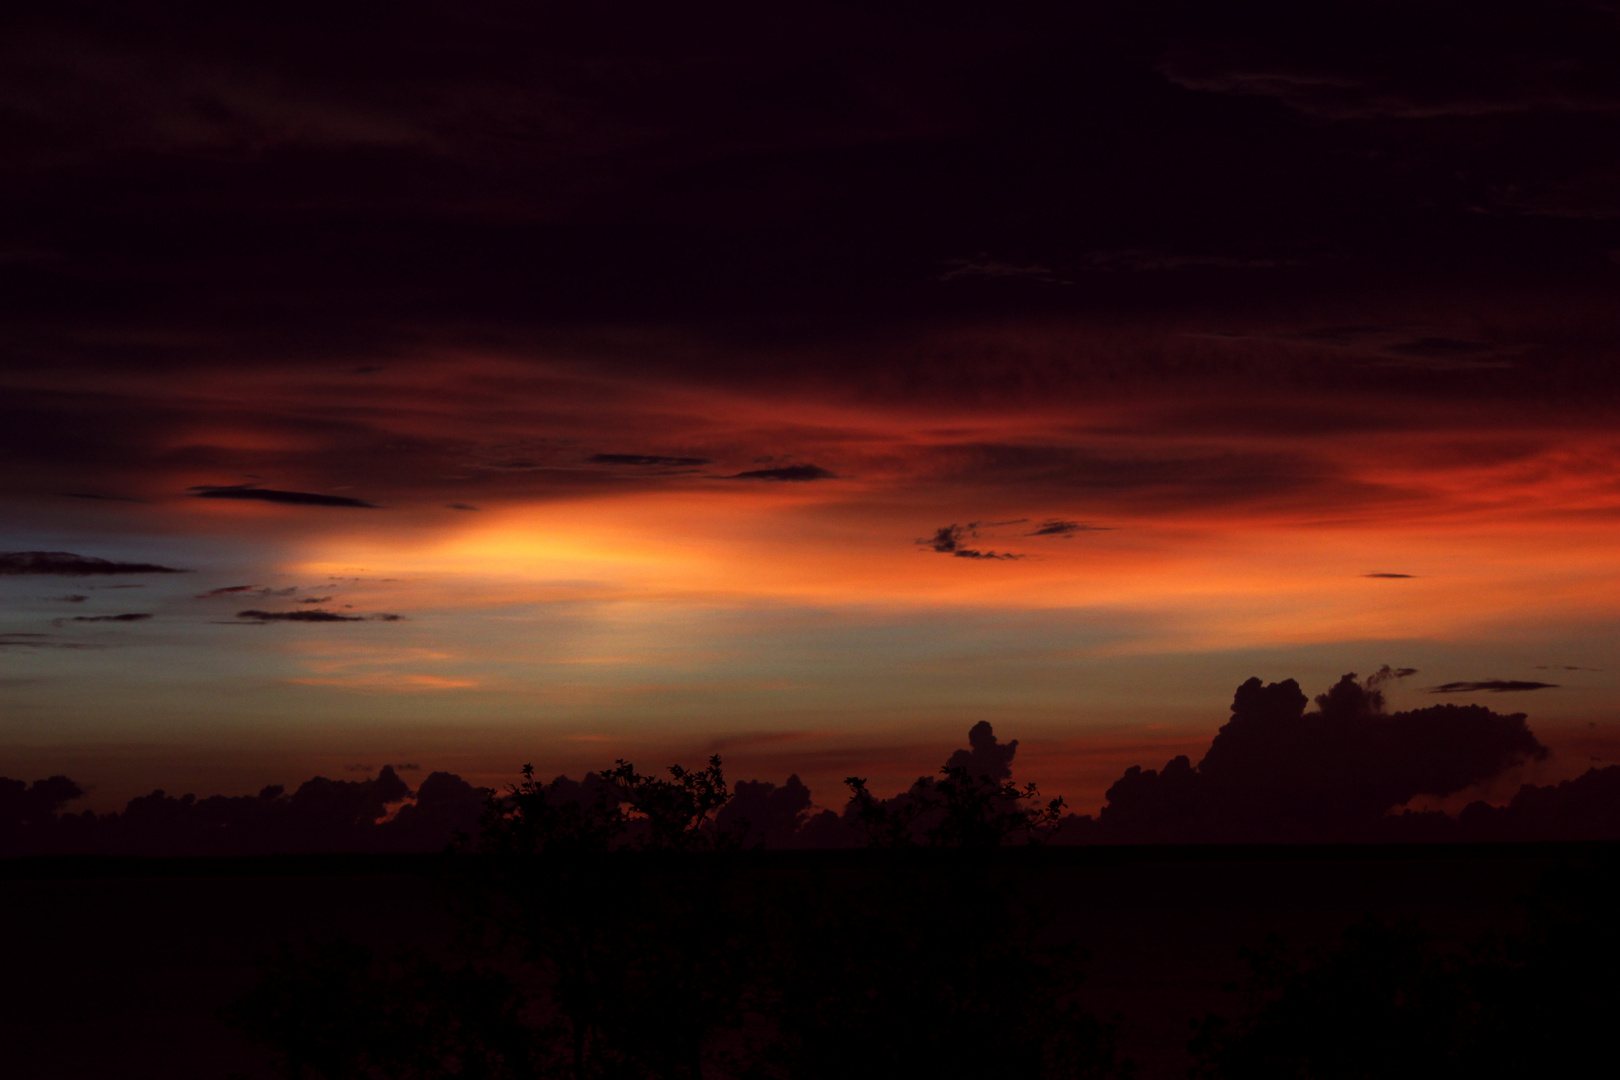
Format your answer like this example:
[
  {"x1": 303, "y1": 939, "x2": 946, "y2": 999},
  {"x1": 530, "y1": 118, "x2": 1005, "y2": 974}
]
[{"x1": 5, "y1": 318, "x2": 1620, "y2": 811}]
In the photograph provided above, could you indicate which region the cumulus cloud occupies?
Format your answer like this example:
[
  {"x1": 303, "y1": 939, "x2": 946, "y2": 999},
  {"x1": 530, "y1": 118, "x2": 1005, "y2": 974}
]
[
  {"x1": 0, "y1": 551, "x2": 186, "y2": 576},
  {"x1": 188, "y1": 484, "x2": 378, "y2": 508},
  {"x1": 714, "y1": 775, "x2": 816, "y2": 847},
  {"x1": 944, "y1": 720, "x2": 1018, "y2": 782},
  {"x1": 1095, "y1": 670, "x2": 1547, "y2": 842},
  {"x1": 1430, "y1": 680, "x2": 1559, "y2": 694}
]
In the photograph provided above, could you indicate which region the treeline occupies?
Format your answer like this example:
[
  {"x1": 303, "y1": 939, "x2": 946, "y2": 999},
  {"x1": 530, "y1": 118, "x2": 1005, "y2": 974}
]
[
  {"x1": 230, "y1": 753, "x2": 1131, "y2": 1080},
  {"x1": 7, "y1": 670, "x2": 1620, "y2": 855},
  {"x1": 224, "y1": 742, "x2": 1620, "y2": 1079},
  {"x1": 0, "y1": 768, "x2": 488, "y2": 856}
]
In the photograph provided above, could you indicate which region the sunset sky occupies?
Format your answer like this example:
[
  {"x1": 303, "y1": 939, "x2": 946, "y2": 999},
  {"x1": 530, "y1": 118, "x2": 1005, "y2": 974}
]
[{"x1": 5, "y1": 1, "x2": 1620, "y2": 811}]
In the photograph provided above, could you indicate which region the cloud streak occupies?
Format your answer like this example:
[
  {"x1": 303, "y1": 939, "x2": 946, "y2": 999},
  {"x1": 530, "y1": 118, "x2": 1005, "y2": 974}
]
[
  {"x1": 236, "y1": 610, "x2": 402, "y2": 623},
  {"x1": 188, "y1": 485, "x2": 379, "y2": 508},
  {"x1": 0, "y1": 552, "x2": 185, "y2": 576},
  {"x1": 1430, "y1": 680, "x2": 1559, "y2": 694},
  {"x1": 726, "y1": 465, "x2": 837, "y2": 482},
  {"x1": 1026, "y1": 520, "x2": 1109, "y2": 537}
]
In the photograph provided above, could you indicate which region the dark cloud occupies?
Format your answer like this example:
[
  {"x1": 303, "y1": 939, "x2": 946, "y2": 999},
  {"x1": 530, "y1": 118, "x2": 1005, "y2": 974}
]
[
  {"x1": 59, "y1": 491, "x2": 147, "y2": 502},
  {"x1": 919, "y1": 523, "x2": 1020, "y2": 561},
  {"x1": 297, "y1": 596, "x2": 335, "y2": 604},
  {"x1": 0, "y1": 775, "x2": 84, "y2": 828},
  {"x1": 49, "y1": 595, "x2": 88, "y2": 603},
  {"x1": 237, "y1": 609, "x2": 364, "y2": 623},
  {"x1": 1460, "y1": 765, "x2": 1620, "y2": 841},
  {"x1": 590, "y1": 453, "x2": 713, "y2": 467},
  {"x1": 0, "y1": 551, "x2": 185, "y2": 576},
  {"x1": 1430, "y1": 680, "x2": 1559, "y2": 694},
  {"x1": 198, "y1": 585, "x2": 300, "y2": 600},
  {"x1": 1026, "y1": 519, "x2": 1109, "y2": 537},
  {"x1": 1364, "y1": 573, "x2": 1415, "y2": 579},
  {"x1": 714, "y1": 775, "x2": 816, "y2": 848},
  {"x1": 188, "y1": 485, "x2": 379, "y2": 508},
  {"x1": 726, "y1": 465, "x2": 837, "y2": 481},
  {"x1": 1090, "y1": 670, "x2": 1548, "y2": 842},
  {"x1": 0, "y1": 633, "x2": 99, "y2": 650},
  {"x1": 67, "y1": 613, "x2": 151, "y2": 623},
  {"x1": 923, "y1": 524, "x2": 973, "y2": 554},
  {"x1": 445, "y1": 503, "x2": 479, "y2": 511},
  {"x1": 0, "y1": 765, "x2": 497, "y2": 855},
  {"x1": 945, "y1": 720, "x2": 1018, "y2": 783}
]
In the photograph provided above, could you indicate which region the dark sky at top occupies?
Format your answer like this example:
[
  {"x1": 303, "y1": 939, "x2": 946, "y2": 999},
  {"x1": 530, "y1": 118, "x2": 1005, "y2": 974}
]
[{"x1": 8, "y1": 2, "x2": 1620, "y2": 336}]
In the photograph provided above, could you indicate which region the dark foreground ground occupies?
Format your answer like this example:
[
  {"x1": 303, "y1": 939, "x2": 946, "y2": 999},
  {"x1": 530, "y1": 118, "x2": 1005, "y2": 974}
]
[{"x1": 0, "y1": 844, "x2": 1602, "y2": 1079}]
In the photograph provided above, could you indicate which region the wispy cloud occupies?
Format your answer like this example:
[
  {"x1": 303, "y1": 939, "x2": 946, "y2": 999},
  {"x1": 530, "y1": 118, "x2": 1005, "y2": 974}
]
[
  {"x1": 919, "y1": 523, "x2": 1021, "y2": 561},
  {"x1": 188, "y1": 484, "x2": 378, "y2": 508},
  {"x1": 236, "y1": 608, "x2": 364, "y2": 625},
  {"x1": 1026, "y1": 519, "x2": 1110, "y2": 537},
  {"x1": 726, "y1": 465, "x2": 837, "y2": 481},
  {"x1": 0, "y1": 551, "x2": 185, "y2": 576},
  {"x1": 1430, "y1": 680, "x2": 1558, "y2": 694}
]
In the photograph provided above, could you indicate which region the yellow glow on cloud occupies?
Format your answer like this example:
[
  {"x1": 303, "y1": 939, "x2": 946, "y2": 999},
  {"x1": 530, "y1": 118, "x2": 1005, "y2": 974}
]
[{"x1": 258, "y1": 467, "x2": 1620, "y2": 663}]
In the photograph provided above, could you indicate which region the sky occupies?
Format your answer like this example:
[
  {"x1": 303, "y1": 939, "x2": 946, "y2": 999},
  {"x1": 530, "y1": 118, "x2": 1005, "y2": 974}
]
[{"x1": 5, "y1": 0, "x2": 1620, "y2": 812}]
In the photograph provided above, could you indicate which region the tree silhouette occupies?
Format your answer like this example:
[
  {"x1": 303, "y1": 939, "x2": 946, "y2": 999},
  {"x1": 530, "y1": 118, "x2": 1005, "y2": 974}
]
[
  {"x1": 845, "y1": 763, "x2": 1065, "y2": 848},
  {"x1": 229, "y1": 735, "x2": 1131, "y2": 1079}
]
